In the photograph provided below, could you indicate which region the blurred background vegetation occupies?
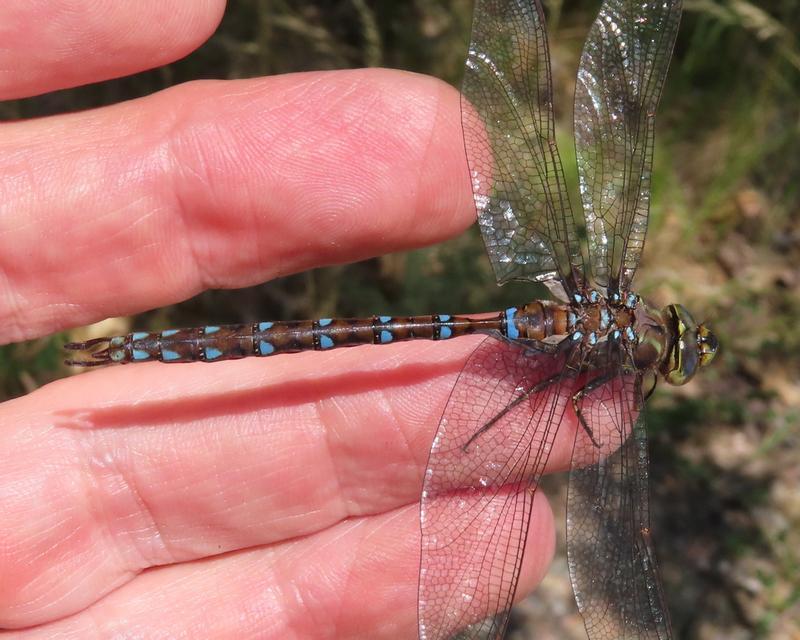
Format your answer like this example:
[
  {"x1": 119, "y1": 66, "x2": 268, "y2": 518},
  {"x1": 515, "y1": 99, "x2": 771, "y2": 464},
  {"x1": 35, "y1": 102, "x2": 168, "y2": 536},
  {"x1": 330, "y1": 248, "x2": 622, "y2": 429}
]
[{"x1": 1, "y1": 1, "x2": 798, "y2": 638}]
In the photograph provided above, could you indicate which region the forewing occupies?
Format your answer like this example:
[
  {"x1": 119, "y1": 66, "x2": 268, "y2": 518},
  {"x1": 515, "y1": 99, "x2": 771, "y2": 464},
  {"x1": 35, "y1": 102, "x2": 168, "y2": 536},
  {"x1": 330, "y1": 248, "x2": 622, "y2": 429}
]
[
  {"x1": 574, "y1": 0, "x2": 682, "y2": 291},
  {"x1": 567, "y1": 367, "x2": 673, "y2": 639},
  {"x1": 462, "y1": 0, "x2": 583, "y2": 288},
  {"x1": 419, "y1": 335, "x2": 577, "y2": 639}
]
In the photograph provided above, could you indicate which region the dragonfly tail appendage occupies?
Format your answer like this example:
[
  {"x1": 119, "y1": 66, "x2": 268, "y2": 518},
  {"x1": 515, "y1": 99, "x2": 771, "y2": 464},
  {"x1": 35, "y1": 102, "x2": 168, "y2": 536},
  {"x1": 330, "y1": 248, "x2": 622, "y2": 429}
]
[{"x1": 63, "y1": 337, "x2": 115, "y2": 367}]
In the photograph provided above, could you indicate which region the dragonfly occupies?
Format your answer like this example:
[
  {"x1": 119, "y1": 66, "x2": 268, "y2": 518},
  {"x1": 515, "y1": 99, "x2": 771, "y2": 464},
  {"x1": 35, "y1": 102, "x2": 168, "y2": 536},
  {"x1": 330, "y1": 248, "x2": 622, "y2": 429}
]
[{"x1": 66, "y1": 0, "x2": 718, "y2": 638}]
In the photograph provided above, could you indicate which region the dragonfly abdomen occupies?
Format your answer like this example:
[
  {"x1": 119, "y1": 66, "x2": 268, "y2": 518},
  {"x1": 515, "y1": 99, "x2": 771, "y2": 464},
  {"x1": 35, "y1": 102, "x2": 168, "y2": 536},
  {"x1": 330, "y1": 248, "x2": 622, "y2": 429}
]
[
  {"x1": 64, "y1": 303, "x2": 573, "y2": 367},
  {"x1": 139, "y1": 315, "x2": 495, "y2": 363},
  {"x1": 66, "y1": 313, "x2": 512, "y2": 365}
]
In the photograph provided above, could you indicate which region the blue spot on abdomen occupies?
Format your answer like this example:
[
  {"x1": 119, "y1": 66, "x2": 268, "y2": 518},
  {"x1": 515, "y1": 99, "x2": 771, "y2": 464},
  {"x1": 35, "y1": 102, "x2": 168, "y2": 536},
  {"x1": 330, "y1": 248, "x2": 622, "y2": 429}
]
[
  {"x1": 205, "y1": 347, "x2": 223, "y2": 360},
  {"x1": 259, "y1": 341, "x2": 275, "y2": 356},
  {"x1": 505, "y1": 307, "x2": 520, "y2": 340},
  {"x1": 380, "y1": 330, "x2": 393, "y2": 344}
]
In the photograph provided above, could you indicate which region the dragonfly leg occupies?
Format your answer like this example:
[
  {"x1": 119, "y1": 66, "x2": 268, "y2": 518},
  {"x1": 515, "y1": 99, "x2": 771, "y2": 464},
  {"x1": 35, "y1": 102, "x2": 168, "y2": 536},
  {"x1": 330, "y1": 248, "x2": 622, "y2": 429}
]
[
  {"x1": 462, "y1": 371, "x2": 563, "y2": 452},
  {"x1": 571, "y1": 373, "x2": 616, "y2": 448},
  {"x1": 515, "y1": 338, "x2": 562, "y2": 355},
  {"x1": 643, "y1": 370, "x2": 658, "y2": 402}
]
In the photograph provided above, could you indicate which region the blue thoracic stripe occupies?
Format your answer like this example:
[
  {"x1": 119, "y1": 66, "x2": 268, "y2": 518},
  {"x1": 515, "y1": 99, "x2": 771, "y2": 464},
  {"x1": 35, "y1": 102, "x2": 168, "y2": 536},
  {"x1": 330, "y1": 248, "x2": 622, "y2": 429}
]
[{"x1": 505, "y1": 307, "x2": 520, "y2": 340}]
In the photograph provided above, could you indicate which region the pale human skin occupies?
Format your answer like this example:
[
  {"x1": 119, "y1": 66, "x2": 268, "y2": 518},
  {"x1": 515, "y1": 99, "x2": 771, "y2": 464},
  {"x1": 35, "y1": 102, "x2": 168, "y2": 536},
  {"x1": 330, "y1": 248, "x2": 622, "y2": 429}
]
[{"x1": 0, "y1": 3, "x2": 584, "y2": 638}]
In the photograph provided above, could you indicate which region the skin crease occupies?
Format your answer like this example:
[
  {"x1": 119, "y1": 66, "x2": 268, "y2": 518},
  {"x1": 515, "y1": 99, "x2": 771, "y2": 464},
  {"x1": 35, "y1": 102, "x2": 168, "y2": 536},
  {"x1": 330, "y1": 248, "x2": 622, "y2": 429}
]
[{"x1": 0, "y1": 3, "x2": 602, "y2": 638}]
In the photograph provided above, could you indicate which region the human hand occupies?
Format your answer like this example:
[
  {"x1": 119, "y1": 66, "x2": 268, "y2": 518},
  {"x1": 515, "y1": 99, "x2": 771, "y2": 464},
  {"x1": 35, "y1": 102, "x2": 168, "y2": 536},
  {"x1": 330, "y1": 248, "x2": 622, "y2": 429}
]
[{"x1": 0, "y1": 3, "x2": 570, "y2": 637}]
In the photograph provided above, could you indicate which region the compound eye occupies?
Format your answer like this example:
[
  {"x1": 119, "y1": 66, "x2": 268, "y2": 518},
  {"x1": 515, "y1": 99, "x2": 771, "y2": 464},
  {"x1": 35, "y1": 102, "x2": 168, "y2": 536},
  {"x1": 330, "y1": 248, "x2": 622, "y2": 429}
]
[
  {"x1": 664, "y1": 329, "x2": 698, "y2": 385},
  {"x1": 698, "y1": 325, "x2": 718, "y2": 367},
  {"x1": 663, "y1": 308, "x2": 699, "y2": 385}
]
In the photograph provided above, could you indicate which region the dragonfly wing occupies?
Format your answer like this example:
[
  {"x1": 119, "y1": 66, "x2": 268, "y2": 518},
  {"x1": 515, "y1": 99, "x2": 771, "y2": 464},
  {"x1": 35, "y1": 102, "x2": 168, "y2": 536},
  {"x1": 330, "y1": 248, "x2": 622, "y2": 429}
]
[
  {"x1": 419, "y1": 335, "x2": 578, "y2": 640},
  {"x1": 574, "y1": 0, "x2": 682, "y2": 292},
  {"x1": 462, "y1": 0, "x2": 583, "y2": 290},
  {"x1": 567, "y1": 367, "x2": 673, "y2": 639}
]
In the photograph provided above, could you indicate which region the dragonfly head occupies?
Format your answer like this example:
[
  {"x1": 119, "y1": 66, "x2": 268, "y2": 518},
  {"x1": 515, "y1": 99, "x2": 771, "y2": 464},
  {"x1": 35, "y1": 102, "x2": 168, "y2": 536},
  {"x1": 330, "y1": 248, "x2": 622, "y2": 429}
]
[{"x1": 660, "y1": 304, "x2": 718, "y2": 386}]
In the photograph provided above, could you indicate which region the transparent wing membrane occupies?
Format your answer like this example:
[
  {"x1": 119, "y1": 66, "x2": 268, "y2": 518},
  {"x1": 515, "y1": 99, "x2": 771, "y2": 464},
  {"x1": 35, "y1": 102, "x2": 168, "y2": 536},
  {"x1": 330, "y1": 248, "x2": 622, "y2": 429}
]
[
  {"x1": 568, "y1": 365, "x2": 673, "y2": 639},
  {"x1": 462, "y1": 0, "x2": 584, "y2": 290},
  {"x1": 419, "y1": 336, "x2": 579, "y2": 639},
  {"x1": 574, "y1": 0, "x2": 682, "y2": 291},
  {"x1": 420, "y1": 0, "x2": 684, "y2": 637}
]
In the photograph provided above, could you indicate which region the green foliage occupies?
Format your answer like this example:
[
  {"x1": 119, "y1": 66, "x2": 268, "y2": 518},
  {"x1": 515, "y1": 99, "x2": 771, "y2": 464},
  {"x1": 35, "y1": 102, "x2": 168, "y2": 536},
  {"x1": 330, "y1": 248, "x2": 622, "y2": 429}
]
[{"x1": 0, "y1": 336, "x2": 63, "y2": 399}]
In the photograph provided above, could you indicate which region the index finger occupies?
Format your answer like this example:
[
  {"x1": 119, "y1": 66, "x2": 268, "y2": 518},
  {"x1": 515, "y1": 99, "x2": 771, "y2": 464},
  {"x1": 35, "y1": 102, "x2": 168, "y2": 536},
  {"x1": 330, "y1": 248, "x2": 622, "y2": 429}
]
[{"x1": 0, "y1": 69, "x2": 473, "y2": 344}]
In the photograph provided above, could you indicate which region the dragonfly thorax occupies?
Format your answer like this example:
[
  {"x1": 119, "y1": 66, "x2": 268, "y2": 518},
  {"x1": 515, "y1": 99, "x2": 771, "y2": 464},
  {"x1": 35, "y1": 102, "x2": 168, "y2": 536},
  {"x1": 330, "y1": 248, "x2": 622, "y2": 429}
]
[
  {"x1": 565, "y1": 289, "x2": 641, "y2": 345},
  {"x1": 503, "y1": 290, "x2": 665, "y2": 371}
]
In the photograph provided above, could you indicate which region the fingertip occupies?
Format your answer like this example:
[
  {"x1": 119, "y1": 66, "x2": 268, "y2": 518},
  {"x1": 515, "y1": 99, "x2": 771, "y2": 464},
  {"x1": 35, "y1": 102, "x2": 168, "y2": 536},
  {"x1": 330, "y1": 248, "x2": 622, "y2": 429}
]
[{"x1": 0, "y1": 0, "x2": 228, "y2": 99}]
